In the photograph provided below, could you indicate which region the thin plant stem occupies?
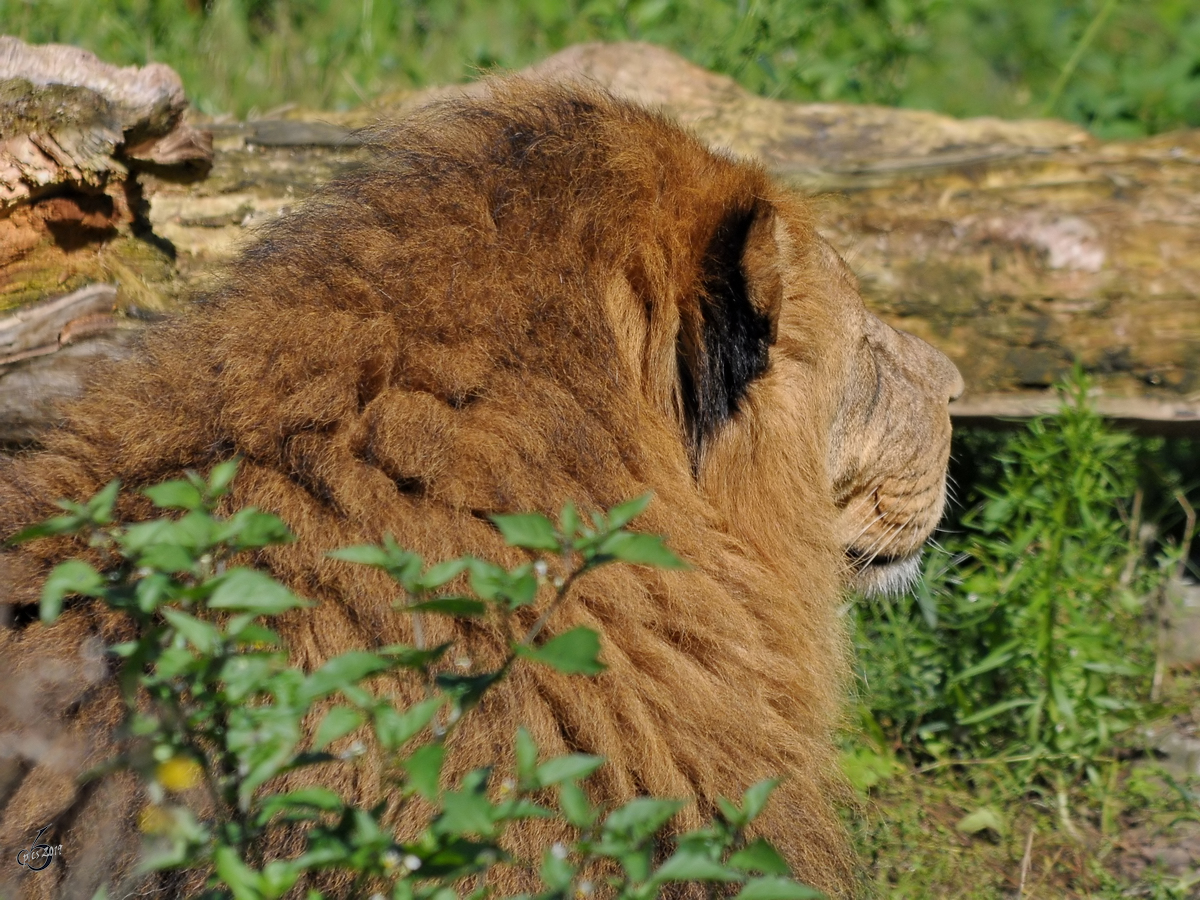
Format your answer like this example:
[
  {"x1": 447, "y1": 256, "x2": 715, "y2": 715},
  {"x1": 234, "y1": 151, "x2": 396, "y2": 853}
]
[
  {"x1": 1042, "y1": 0, "x2": 1121, "y2": 116},
  {"x1": 1016, "y1": 824, "x2": 1035, "y2": 900}
]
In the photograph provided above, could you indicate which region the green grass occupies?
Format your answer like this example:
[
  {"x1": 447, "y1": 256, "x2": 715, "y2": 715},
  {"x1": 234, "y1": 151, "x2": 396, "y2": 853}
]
[
  {"x1": 4, "y1": 0, "x2": 1198, "y2": 136},
  {"x1": 849, "y1": 743, "x2": 1200, "y2": 899},
  {"x1": 845, "y1": 373, "x2": 1200, "y2": 898}
]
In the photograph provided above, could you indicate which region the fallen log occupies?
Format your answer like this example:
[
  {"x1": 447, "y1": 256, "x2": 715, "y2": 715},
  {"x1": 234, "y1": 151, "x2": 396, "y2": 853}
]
[{"x1": 1, "y1": 40, "x2": 1197, "y2": 445}]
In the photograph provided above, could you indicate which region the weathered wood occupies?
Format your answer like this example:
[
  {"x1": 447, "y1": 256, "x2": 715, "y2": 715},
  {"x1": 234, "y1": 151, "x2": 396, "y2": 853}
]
[
  {"x1": 0, "y1": 36, "x2": 212, "y2": 211},
  {"x1": 0, "y1": 282, "x2": 121, "y2": 364},
  {"x1": 1, "y1": 41, "x2": 1197, "y2": 446}
]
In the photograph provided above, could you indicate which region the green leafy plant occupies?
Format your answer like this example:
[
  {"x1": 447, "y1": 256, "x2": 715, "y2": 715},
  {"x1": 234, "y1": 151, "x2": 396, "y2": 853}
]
[
  {"x1": 14, "y1": 463, "x2": 820, "y2": 900},
  {"x1": 854, "y1": 369, "x2": 1179, "y2": 783},
  {"x1": 4, "y1": 0, "x2": 1196, "y2": 136}
]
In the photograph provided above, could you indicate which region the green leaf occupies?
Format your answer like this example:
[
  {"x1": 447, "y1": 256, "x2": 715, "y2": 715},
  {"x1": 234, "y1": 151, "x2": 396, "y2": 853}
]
[
  {"x1": 214, "y1": 845, "x2": 263, "y2": 900},
  {"x1": 86, "y1": 479, "x2": 122, "y2": 524},
  {"x1": 514, "y1": 727, "x2": 538, "y2": 787},
  {"x1": 467, "y1": 559, "x2": 538, "y2": 608},
  {"x1": 258, "y1": 859, "x2": 300, "y2": 899},
  {"x1": 404, "y1": 743, "x2": 445, "y2": 801},
  {"x1": 154, "y1": 645, "x2": 201, "y2": 679},
  {"x1": 133, "y1": 571, "x2": 174, "y2": 614},
  {"x1": 1091, "y1": 695, "x2": 1136, "y2": 711},
  {"x1": 373, "y1": 697, "x2": 443, "y2": 750},
  {"x1": 734, "y1": 876, "x2": 824, "y2": 900},
  {"x1": 603, "y1": 797, "x2": 685, "y2": 839},
  {"x1": 490, "y1": 512, "x2": 559, "y2": 551},
  {"x1": 496, "y1": 798, "x2": 554, "y2": 821},
  {"x1": 238, "y1": 720, "x2": 303, "y2": 804},
  {"x1": 616, "y1": 848, "x2": 653, "y2": 882},
  {"x1": 208, "y1": 458, "x2": 241, "y2": 497},
  {"x1": 419, "y1": 558, "x2": 471, "y2": 590},
  {"x1": 329, "y1": 541, "x2": 423, "y2": 586},
  {"x1": 219, "y1": 655, "x2": 280, "y2": 704},
  {"x1": 840, "y1": 747, "x2": 900, "y2": 793},
  {"x1": 434, "y1": 670, "x2": 504, "y2": 712},
  {"x1": 300, "y1": 651, "x2": 392, "y2": 703},
  {"x1": 742, "y1": 778, "x2": 781, "y2": 822},
  {"x1": 559, "y1": 501, "x2": 580, "y2": 540},
  {"x1": 1081, "y1": 662, "x2": 1142, "y2": 676},
  {"x1": 41, "y1": 559, "x2": 104, "y2": 623},
  {"x1": 143, "y1": 479, "x2": 205, "y2": 511},
  {"x1": 947, "y1": 640, "x2": 1019, "y2": 684},
  {"x1": 540, "y1": 844, "x2": 575, "y2": 890},
  {"x1": 956, "y1": 806, "x2": 1007, "y2": 838},
  {"x1": 228, "y1": 621, "x2": 283, "y2": 647},
  {"x1": 535, "y1": 753, "x2": 604, "y2": 787},
  {"x1": 215, "y1": 508, "x2": 294, "y2": 550},
  {"x1": 209, "y1": 568, "x2": 310, "y2": 616},
  {"x1": 136, "y1": 540, "x2": 198, "y2": 574},
  {"x1": 558, "y1": 781, "x2": 597, "y2": 828},
  {"x1": 327, "y1": 544, "x2": 392, "y2": 568},
  {"x1": 654, "y1": 851, "x2": 741, "y2": 883},
  {"x1": 595, "y1": 531, "x2": 686, "y2": 568},
  {"x1": 957, "y1": 698, "x2": 1034, "y2": 726},
  {"x1": 255, "y1": 787, "x2": 345, "y2": 826},
  {"x1": 407, "y1": 596, "x2": 487, "y2": 617},
  {"x1": 466, "y1": 559, "x2": 506, "y2": 601},
  {"x1": 379, "y1": 642, "x2": 452, "y2": 670},
  {"x1": 729, "y1": 838, "x2": 790, "y2": 876},
  {"x1": 716, "y1": 796, "x2": 745, "y2": 827},
  {"x1": 438, "y1": 783, "x2": 498, "y2": 836},
  {"x1": 517, "y1": 627, "x2": 605, "y2": 675},
  {"x1": 314, "y1": 706, "x2": 366, "y2": 750},
  {"x1": 161, "y1": 608, "x2": 221, "y2": 654},
  {"x1": 5, "y1": 513, "x2": 86, "y2": 545},
  {"x1": 1051, "y1": 678, "x2": 1076, "y2": 723},
  {"x1": 605, "y1": 494, "x2": 652, "y2": 531}
]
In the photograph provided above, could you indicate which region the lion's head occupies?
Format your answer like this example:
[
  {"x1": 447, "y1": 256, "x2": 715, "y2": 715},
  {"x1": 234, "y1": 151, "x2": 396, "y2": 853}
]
[{"x1": 0, "y1": 81, "x2": 959, "y2": 899}]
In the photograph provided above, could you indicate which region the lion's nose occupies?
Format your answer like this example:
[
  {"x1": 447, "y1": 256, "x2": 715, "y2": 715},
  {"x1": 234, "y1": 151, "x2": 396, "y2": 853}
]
[
  {"x1": 887, "y1": 324, "x2": 964, "y2": 403},
  {"x1": 946, "y1": 361, "x2": 965, "y2": 403},
  {"x1": 921, "y1": 338, "x2": 964, "y2": 403}
]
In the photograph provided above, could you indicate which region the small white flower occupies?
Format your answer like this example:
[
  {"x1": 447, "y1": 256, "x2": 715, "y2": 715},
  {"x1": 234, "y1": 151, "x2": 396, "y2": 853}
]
[
  {"x1": 533, "y1": 559, "x2": 549, "y2": 578},
  {"x1": 381, "y1": 850, "x2": 401, "y2": 871},
  {"x1": 404, "y1": 854, "x2": 422, "y2": 871},
  {"x1": 339, "y1": 740, "x2": 366, "y2": 760},
  {"x1": 577, "y1": 881, "x2": 594, "y2": 897},
  {"x1": 455, "y1": 655, "x2": 472, "y2": 670},
  {"x1": 551, "y1": 842, "x2": 568, "y2": 860}
]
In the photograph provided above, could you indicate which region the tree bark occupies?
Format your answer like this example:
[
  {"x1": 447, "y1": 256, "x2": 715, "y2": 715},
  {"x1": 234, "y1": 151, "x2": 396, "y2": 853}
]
[{"x1": 2, "y1": 40, "x2": 1197, "y2": 446}]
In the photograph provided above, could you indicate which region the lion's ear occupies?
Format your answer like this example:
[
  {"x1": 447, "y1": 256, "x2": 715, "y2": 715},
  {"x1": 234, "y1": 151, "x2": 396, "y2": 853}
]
[{"x1": 678, "y1": 199, "x2": 781, "y2": 458}]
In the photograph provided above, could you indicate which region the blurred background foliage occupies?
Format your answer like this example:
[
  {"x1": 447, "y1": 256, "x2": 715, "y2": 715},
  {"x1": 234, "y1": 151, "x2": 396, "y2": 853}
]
[{"x1": 3, "y1": 0, "x2": 1198, "y2": 137}]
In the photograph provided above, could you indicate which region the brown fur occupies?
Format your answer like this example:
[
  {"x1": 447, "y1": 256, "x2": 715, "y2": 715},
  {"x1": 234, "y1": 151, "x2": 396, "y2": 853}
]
[{"x1": 0, "y1": 81, "x2": 961, "y2": 900}]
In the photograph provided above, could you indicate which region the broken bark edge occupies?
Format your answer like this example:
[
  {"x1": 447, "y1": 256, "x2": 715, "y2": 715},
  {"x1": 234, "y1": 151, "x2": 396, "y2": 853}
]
[{"x1": 952, "y1": 394, "x2": 1200, "y2": 436}]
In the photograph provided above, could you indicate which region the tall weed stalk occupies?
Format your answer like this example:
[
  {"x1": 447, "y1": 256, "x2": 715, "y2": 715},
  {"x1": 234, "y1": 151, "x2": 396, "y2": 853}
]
[{"x1": 855, "y1": 370, "x2": 1172, "y2": 784}]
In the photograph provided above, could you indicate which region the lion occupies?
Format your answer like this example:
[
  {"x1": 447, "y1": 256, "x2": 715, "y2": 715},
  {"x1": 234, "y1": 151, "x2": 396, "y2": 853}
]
[{"x1": 0, "y1": 80, "x2": 962, "y2": 900}]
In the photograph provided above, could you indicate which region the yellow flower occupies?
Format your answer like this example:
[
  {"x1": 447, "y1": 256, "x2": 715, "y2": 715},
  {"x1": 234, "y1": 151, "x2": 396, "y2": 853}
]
[
  {"x1": 155, "y1": 756, "x2": 204, "y2": 792},
  {"x1": 138, "y1": 805, "x2": 173, "y2": 834}
]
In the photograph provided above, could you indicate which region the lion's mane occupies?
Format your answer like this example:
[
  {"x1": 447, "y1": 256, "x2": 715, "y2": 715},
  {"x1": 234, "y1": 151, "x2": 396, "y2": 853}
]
[{"x1": 0, "y1": 81, "x2": 938, "y2": 900}]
